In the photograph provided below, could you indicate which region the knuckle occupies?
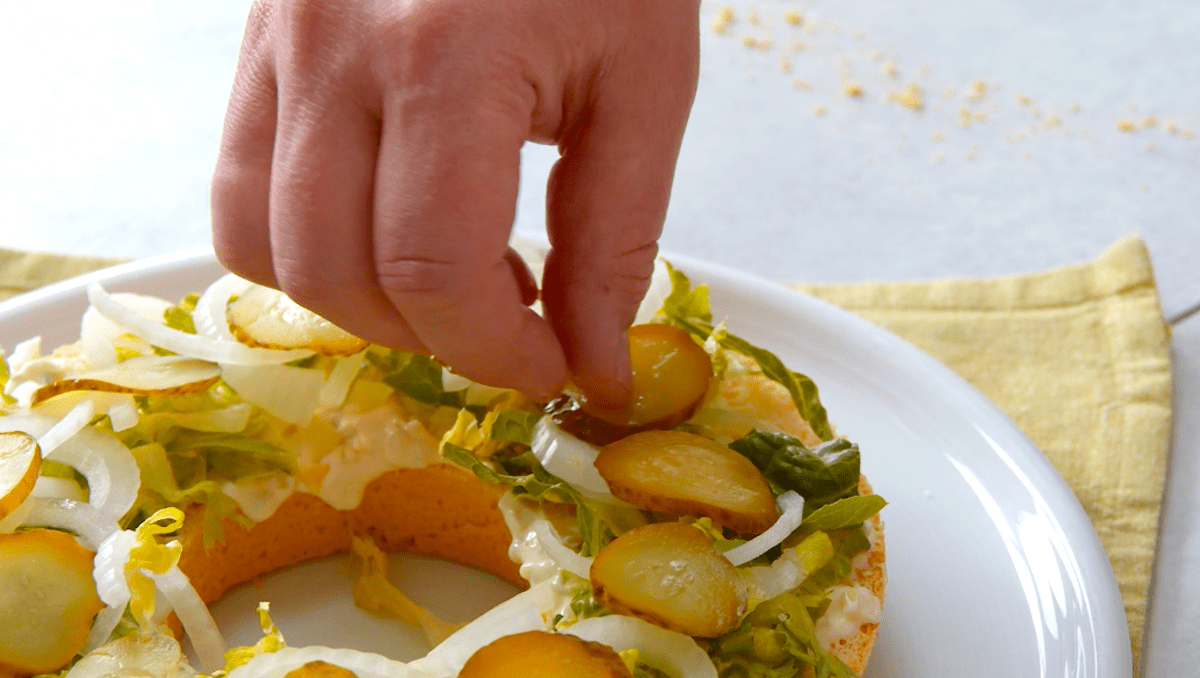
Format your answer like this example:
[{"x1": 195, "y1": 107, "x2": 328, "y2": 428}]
[{"x1": 376, "y1": 256, "x2": 463, "y2": 298}]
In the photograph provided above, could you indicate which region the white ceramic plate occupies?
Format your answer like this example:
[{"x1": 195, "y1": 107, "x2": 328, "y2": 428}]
[{"x1": 0, "y1": 250, "x2": 1131, "y2": 677}]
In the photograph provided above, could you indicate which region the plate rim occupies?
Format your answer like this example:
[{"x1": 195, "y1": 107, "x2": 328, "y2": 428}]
[{"x1": 0, "y1": 249, "x2": 1132, "y2": 677}]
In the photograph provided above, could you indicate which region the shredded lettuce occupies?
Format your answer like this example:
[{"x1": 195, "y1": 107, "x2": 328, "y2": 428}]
[
  {"x1": 162, "y1": 294, "x2": 199, "y2": 335},
  {"x1": 655, "y1": 264, "x2": 833, "y2": 441},
  {"x1": 213, "y1": 602, "x2": 286, "y2": 676},
  {"x1": 710, "y1": 590, "x2": 857, "y2": 678},
  {"x1": 800, "y1": 495, "x2": 888, "y2": 532},
  {"x1": 442, "y1": 442, "x2": 616, "y2": 557},
  {"x1": 383, "y1": 352, "x2": 466, "y2": 408}
]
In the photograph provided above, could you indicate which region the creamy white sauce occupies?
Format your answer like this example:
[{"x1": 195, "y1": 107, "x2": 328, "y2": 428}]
[
  {"x1": 496, "y1": 492, "x2": 583, "y2": 624},
  {"x1": 814, "y1": 585, "x2": 882, "y2": 648},
  {"x1": 220, "y1": 473, "x2": 295, "y2": 523}
]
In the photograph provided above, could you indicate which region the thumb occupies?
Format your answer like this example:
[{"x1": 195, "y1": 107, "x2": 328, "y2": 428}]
[{"x1": 541, "y1": 3, "x2": 699, "y2": 408}]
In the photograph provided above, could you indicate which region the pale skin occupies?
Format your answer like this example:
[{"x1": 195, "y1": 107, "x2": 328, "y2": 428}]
[{"x1": 211, "y1": 0, "x2": 701, "y2": 406}]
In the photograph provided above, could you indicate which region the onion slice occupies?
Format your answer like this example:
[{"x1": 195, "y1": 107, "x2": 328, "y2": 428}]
[
  {"x1": 722, "y1": 491, "x2": 805, "y2": 566},
  {"x1": 410, "y1": 580, "x2": 555, "y2": 677},
  {"x1": 20, "y1": 497, "x2": 120, "y2": 550},
  {"x1": 531, "y1": 519, "x2": 593, "y2": 580},
  {"x1": 36, "y1": 400, "x2": 94, "y2": 456},
  {"x1": 221, "y1": 363, "x2": 325, "y2": 426},
  {"x1": 227, "y1": 646, "x2": 426, "y2": 678},
  {"x1": 319, "y1": 351, "x2": 366, "y2": 408},
  {"x1": 565, "y1": 614, "x2": 718, "y2": 678},
  {"x1": 89, "y1": 282, "x2": 311, "y2": 366},
  {"x1": 154, "y1": 566, "x2": 226, "y2": 671},
  {"x1": 45, "y1": 427, "x2": 141, "y2": 523},
  {"x1": 530, "y1": 419, "x2": 612, "y2": 500}
]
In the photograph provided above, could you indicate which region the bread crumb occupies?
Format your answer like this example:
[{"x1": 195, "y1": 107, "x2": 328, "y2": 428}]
[
  {"x1": 931, "y1": 130, "x2": 945, "y2": 142},
  {"x1": 965, "y1": 144, "x2": 980, "y2": 160},
  {"x1": 1022, "y1": 152, "x2": 1032, "y2": 161},
  {"x1": 790, "y1": 42, "x2": 806, "y2": 53},
  {"x1": 958, "y1": 106, "x2": 972, "y2": 128},
  {"x1": 852, "y1": 29, "x2": 866, "y2": 40},
  {"x1": 964, "y1": 80, "x2": 987, "y2": 102},
  {"x1": 812, "y1": 105, "x2": 827, "y2": 116},
  {"x1": 1015, "y1": 92, "x2": 1033, "y2": 106},
  {"x1": 1145, "y1": 142, "x2": 1156, "y2": 152},
  {"x1": 974, "y1": 111, "x2": 988, "y2": 123},
  {"x1": 889, "y1": 83, "x2": 924, "y2": 110},
  {"x1": 1141, "y1": 184, "x2": 1150, "y2": 192},
  {"x1": 748, "y1": 9, "x2": 761, "y2": 26},
  {"x1": 870, "y1": 50, "x2": 884, "y2": 62},
  {"x1": 742, "y1": 36, "x2": 773, "y2": 50},
  {"x1": 1117, "y1": 119, "x2": 1137, "y2": 132},
  {"x1": 918, "y1": 64, "x2": 931, "y2": 77},
  {"x1": 711, "y1": 7, "x2": 735, "y2": 34},
  {"x1": 843, "y1": 81, "x2": 864, "y2": 97},
  {"x1": 1183, "y1": 129, "x2": 1196, "y2": 139},
  {"x1": 780, "y1": 57, "x2": 793, "y2": 73},
  {"x1": 1042, "y1": 114, "x2": 1062, "y2": 128},
  {"x1": 785, "y1": 11, "x2": 803, "y2": 26},
  {"x1": 882, "y1": 63, "x2": 898, "y2": 78},
  {"x1": 792, "y1": 78, "x2": 812, "y2": 90},
  {"x1": 1164, "y1": 121, "x2": 1179, "y2": 134},
  {"x1": 1029, "y1": 107, "x2": 1042, "y2": 118},
  {"x1": 1142, "y1": 115, "x2": 1158, "y2": 128},
  {"x1": 932, "y1": 151, "x2": 944, "y2": 163},
  {"x1": 1127, "y1": 102, "x2": 1138, "y2": 113},
  {"x1": 1068, "y1": 102, "x2": 1081, "y2": 113}
]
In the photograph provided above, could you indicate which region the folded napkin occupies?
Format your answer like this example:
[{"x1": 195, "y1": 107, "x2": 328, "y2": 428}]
[
  {"x1": 792, "y1": 234, "x2": 1171, "y2": 674},
  {"x1": 1, "y1": 235, "x2": 1170, "y2": 673}
]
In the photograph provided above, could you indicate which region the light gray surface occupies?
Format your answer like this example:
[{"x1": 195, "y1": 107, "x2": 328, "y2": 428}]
[{"x1": 2, "y1": 0, "x2": 1197, "y2": 675}]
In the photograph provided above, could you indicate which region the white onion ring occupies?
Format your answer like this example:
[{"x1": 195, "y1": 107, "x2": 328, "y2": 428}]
[
  {"x1": 227, "y1": 646, "x2": 425, "y2": 678},
  {"x1": 319, "y1": 350, "x2": 366, "y2": 408},
  {"x1": 20, "y1": 497, "x2": 120, "y2": 550},
  {"x1": 530, "y1": 419, "x2": 613, "y2": 500},
  {"x1": 89, "y1": 282, "x2": 310, "y2": 366},
  {"x1": 411, "y1": 580, "x2": 555, "y2": 677},
  {"x1": 45, "y1": 427, "x2": 141, "y2": 523},
  {"x1": 531, "y1": 519, "x2": 593, "y2": 580},
  {"x1": 722, "y1": 491, "x2": 805, "y2": 566},
  {"x1": 86, "y1": 530, "x2": 138, "y2": 653},
  {"x1": 154, "y1": 566, "x2": 227, "y2": 671},
  {"x1": 566, "y1": 614, "x2": 718, "y2": 678},
  {"x1": 221, "y1": 363, "x2": 325, "y2": 426},
  {"x1": 36, "y1": 399, "x2": 94, "y2": 456}
]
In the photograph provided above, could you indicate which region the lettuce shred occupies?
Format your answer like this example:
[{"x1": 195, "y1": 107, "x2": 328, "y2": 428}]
[{"x1": 656, "y1": 263, "x2": 833, "y2": 441}]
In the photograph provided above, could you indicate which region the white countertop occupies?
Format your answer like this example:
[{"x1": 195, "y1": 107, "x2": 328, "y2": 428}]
[{"x1": 2, "y1": 0, "x2": 1196, "y2": 675}]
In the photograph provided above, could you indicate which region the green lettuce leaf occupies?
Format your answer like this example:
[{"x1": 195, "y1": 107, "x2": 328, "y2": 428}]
[
  {"x1": 713, "y1": 591, "x2": 858, "y2": 678},
  {"x1": 655, "y1": 263, "x2": 832, "y2": 440},
  {"x1": 728, "y1": 432, "x2": 860, "y2": 514},
  {"x1": 487, "y1": 409, "x2": 540, "y2": 446},
  {"x1": 800, "y1": 495, "x2": 887, "y2": 532},
  {"x1": 383, "y1": 353, "x2": 466, "y2": 408}
]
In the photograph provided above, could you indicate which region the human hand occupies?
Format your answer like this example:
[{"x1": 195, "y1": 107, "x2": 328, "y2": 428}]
[{"x1": 211, "y1": 0, "x2": 700, "y2": 405}]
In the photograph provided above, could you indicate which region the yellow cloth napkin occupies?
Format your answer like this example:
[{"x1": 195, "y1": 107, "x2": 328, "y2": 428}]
[
  {"x1": 0, "y1": 247, "x2": 132, "y2": 302},
  {"x1": 791, "y1": 234, "x2": 1171, "y2": 673},
  {"x1": 0, "y1": 236, "x2": 1171, "y2": 673}
]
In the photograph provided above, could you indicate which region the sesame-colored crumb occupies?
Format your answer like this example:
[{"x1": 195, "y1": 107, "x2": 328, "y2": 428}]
[
  {"x1": 780, "y1": 57, "x2": 793, "y2": 73},
  {"x1": 974, "y1": 111, "x2": 988, "y2": 123},
  {"x1": 1043, "y1": 114, "x2": 1062, "y2": 128},
  {"x1": 1141, "y1": 184, "x2": 1150, "y2": 192},
  {"x1": 931, "y1": 151, "x2": 944, "y2": 163},
  {"x1": 931, "y1": 130, "x2": 945, "y2": 142},
  {"x1": 1022, "y1": 152, "x2": 1033, "y2": 161},
  {"x1": 852, "y1": 30, "x2": 866, "y2": 40},
  {"x1": 965, "y1": 144, "x2": 980, "y2": 160},
  {"x1": 889, "y1": 83, "x2": 924, "y2": 110},
  {"x1": 843, "y1": 81, "x2": 864, "y2": 97},
  {"x1": 882, "y1": 63, "x2": 898, "y2": 77},
  {"x1": 958, "y1": 106, "x2": 972, "y2": 128},
  {"x1": 965, "y1": 80, "x2": 987, "y2": 102},
  {"x1": 1142, "y1": 116, "x2": 1158, "y2": 128},
  {"x1": 1183, "y1": 129, "x2": 1196, "y2": 139},
  {"x1": 1015, "y1": 92, "x2": 1033, "y2": 106},
  {"x1": 748, "y1": 10, "x2": 760, "y2": 26},
  {"x1": 1029, "y1": 107, "x2": 1042, "y2": 118},
  {"x1": 784, "y1": 10, "x2": 803, "y2": 26},
  {"x1": 790, "y1": 41, "x2": 806, "y2": 52},
  {"x1": 792, "y1": 78, "x2": 812, "y2": 90},
  {"x1": 1117, "y1": 119, "x2": 1137, "y2": 132},
  {"x1": 742, "y1": 36, "x2": 773, "y2": 50},
  {"x1": 1145, "y1": 143, "x2": 1156, "y2": 152},
  {"x1": 869, "y1": 50, "x2": 884, "y2": 62},
  {"x1": 917, "y1": 64, "x2": 931, "y2": 76},
  {"x1": 1068, "y1": 102, "x2": 1082, "y2": 113},
  {"x1": 1127, "y1": 102, "x2": 1138, "y2": 112},
  {"x1": 711, "y1": 7, "x2": 735, "y2": 34},
  {"x1": 813, "y1": 104, "x2": 828, "y2": 116},
  {"x1": 1164, "y1": 121, "x2": 1179, "y2": 134}
]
